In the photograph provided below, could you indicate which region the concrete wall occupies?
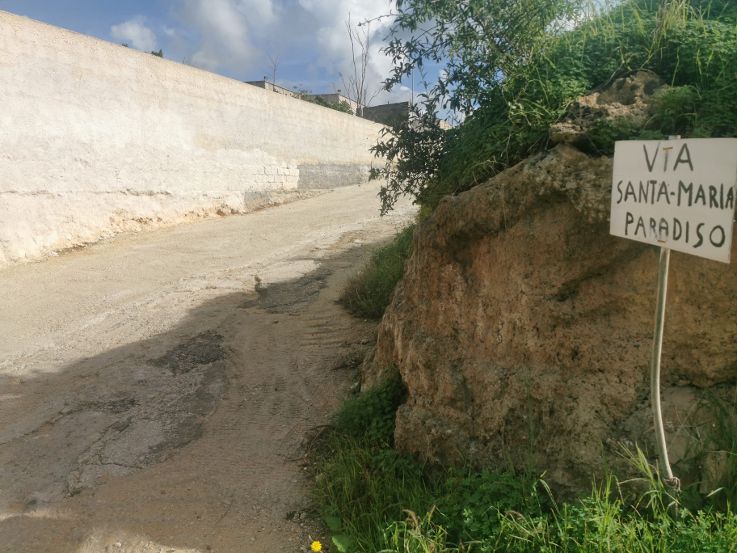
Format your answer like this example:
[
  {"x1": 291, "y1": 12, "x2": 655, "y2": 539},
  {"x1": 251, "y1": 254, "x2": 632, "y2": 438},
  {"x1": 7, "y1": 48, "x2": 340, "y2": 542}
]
[{"x1": 0, "y1": 11, "x2": 384, "y2": 267}]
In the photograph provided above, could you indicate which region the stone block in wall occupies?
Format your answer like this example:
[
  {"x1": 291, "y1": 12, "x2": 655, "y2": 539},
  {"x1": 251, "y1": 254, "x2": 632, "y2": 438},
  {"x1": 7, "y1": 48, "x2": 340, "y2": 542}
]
[{"x1": 297, "y1": 163, "x2": 372, "y2": 189}]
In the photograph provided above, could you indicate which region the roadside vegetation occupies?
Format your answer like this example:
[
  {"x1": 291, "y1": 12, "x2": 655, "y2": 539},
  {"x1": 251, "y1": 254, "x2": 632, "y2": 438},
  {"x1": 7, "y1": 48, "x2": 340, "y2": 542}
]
[
  {"x1": 350, "y1": 0, "x2": 737, "y2": 313},
  {"x1": 321, "y1": 1, "x2": 737, "y2": 551},
  {"x1": 313, "y1": 375, "x2": 737, "y2": 553},
  {"x1": 339, "y1": 225, "x2": 414, "y2": 319}
]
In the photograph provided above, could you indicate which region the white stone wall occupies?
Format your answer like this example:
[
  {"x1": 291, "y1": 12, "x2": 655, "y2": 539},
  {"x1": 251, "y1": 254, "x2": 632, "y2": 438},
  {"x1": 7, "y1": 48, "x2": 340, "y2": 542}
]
[{"x1": 0, "y1": 11, "x2": 384, "y2": 266}]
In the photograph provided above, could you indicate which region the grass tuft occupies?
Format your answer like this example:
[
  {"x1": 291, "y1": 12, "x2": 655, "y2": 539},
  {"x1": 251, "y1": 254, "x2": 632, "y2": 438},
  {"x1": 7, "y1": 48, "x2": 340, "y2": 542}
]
[{"x1": 340, "y1": 226, "x2": 415, "y2": 320}]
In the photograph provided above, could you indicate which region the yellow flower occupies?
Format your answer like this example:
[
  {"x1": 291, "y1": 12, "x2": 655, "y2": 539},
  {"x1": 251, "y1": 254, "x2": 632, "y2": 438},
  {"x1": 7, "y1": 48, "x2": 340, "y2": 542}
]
[{"x1": 310, "y1": 540, "x2": 322, "y2": 552}]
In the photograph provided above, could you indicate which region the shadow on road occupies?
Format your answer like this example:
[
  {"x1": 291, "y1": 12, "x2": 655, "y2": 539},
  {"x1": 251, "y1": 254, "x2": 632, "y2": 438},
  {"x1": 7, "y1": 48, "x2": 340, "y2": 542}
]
[{"x1": 0, "y1": 244, "x2": 375, "y2": 553}]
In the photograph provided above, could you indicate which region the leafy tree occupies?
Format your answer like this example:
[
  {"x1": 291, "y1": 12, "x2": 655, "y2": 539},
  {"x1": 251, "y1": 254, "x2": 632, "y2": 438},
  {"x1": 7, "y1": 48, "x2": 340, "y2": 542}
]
[
  {"x1": 384, "y1": 0, "x2": 582, "y2": 115},
  {"x1": 333, "y1": 100, "x2": 355, "y2": 115},
  {"x1": 373, "y1": 0, "x2": 583, "y2": 213},
  {"x1": 370, "y1": 105, "x2": 447, "y2": 214}
]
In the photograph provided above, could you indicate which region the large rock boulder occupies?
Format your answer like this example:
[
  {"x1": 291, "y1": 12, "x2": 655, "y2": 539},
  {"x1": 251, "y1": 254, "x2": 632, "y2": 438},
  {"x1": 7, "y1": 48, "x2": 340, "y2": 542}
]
[{"x1": 371, "y1": 142, "x2": 737, "y2": 493}]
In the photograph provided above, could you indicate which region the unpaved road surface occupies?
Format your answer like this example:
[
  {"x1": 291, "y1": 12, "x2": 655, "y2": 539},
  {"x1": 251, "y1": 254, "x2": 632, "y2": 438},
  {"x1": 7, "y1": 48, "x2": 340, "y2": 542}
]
[{"x1": 0, "y1": 183, "x2": 414, "y2": 553}]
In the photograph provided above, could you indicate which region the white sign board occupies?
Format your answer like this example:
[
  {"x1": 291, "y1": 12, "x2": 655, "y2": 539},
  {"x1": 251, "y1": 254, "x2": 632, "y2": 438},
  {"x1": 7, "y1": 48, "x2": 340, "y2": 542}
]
[{"x1": 611, "y1": 138, "x2": 737, "y2": 263}]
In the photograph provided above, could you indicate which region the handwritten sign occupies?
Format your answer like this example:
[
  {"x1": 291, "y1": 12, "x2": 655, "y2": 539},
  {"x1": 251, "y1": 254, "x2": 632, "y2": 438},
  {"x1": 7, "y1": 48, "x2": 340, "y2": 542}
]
[{"x1": 611, "y1": 138, "x2": 737, "y2": 263}]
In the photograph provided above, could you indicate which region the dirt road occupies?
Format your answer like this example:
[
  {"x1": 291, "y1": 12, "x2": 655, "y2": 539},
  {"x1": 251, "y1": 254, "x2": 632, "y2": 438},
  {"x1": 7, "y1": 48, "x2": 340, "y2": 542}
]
[{"x1": 0, "y1": 183, "x2": 414, "y2": 553}]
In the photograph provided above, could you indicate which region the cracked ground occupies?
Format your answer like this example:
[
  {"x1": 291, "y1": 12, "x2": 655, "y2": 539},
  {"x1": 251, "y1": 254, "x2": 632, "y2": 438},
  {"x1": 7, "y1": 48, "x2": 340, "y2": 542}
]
[{"x1": 0, "y1": 183, "x2": 414, "y2": 553}]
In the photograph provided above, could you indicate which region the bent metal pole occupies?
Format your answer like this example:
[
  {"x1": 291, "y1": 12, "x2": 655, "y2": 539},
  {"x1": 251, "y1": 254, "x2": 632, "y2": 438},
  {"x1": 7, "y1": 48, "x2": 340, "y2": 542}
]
[
  {"x1": 647, "y1": 134, "x2": 682, "y2": 489},
  {"x1": 650, "y1": 245, "x2": 676, "y2": 486}
]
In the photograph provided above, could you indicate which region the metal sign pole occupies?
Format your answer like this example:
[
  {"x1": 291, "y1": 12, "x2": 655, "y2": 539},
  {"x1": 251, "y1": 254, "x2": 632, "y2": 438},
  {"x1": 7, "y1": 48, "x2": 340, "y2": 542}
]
[
  {"x1": 647, "y1": 135, "x2": 681, "y2": 489},
  {"x1": 650, "y1": 245, "x2": 677, "y2": 486}
]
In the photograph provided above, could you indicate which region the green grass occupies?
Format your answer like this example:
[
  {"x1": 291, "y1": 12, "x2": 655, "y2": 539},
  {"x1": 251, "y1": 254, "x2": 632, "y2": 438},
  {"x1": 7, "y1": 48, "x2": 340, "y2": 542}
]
[
  {"x1": 312, "y1": 375, "x2": 737, "y2": 553},
  {"x1": 340, "y1": 226, "x2": 415, "y2": 319},
  {"x1": 313, "y1": 374, "x2": 432, "y2": 552}
]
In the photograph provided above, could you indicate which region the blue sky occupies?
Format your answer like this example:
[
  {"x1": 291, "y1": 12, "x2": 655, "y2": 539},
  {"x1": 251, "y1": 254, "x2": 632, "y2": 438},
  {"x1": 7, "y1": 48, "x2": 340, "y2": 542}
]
[{"x1": 0, "y1": 0, "x2": 416, "y2": 104}]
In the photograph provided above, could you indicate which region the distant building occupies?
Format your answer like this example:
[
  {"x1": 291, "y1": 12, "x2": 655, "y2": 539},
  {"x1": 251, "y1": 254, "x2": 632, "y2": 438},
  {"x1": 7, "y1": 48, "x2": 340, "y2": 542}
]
[
  {"x1": 303, "y1": 92, "x2": 360, "y2": 115},
  {"x1": 245, "y1": 80, "x2": 417, "y2": 128},
  {"x1": 246, "y1": 81, "x2": 358, "y2": 114},
  {"x1": 362, "y1": 101, "x2": 411, "y2": 127},
  {"x1": 244, "y1": 80, "x2": 299, "y2": 99}
]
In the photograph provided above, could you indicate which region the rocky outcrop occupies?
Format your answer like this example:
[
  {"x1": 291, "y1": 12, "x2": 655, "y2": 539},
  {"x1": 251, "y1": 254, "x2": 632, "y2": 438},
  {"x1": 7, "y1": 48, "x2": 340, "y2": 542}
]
[
  {"x1": 371, "y1": 140, "x2": 737, "y2": 494},
  {"x1": 550, "y1": 71, "x2": 663, "y2": 148}
]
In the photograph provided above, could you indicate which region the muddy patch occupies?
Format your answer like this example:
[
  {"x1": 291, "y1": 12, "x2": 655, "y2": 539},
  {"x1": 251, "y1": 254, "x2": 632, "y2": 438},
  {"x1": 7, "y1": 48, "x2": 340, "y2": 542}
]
[
  {"x1": 151, "y1": 331, "x2": 226, "y2": 374},
  {"x1": 0, "y1": 330, "x2": 229, "y2": 507},
  {"x1": 64, "y1": 347, "x2": 227, "y2": 496},
  {"x1": 75, "y1": 397, "x2": 139, "y2": 414}
]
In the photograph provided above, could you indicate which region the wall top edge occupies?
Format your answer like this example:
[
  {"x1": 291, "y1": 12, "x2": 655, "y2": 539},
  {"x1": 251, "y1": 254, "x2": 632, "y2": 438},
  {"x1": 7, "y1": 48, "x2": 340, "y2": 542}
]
[{"x1": 0, "y1": 9, "x2": 386, "y2": 128}]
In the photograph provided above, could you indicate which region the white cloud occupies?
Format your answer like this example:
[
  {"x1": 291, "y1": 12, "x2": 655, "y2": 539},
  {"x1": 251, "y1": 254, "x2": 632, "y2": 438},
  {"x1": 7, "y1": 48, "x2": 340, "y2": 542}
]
[
  {"x1": 111, "y1": 17, "x2": 158, "y2": 52},
  {"x1": 168, "y1": 0, "x2": 407, "y2": 105},
  {"x1": 235, "y1": 0, "x2": 277, "y2": 25},
  {"x1": 177, "y1": 0, "x2": 277, "y2": 72},
  {"x1": 184, "y1": 0, "x2": 251, "y2": 70}
]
